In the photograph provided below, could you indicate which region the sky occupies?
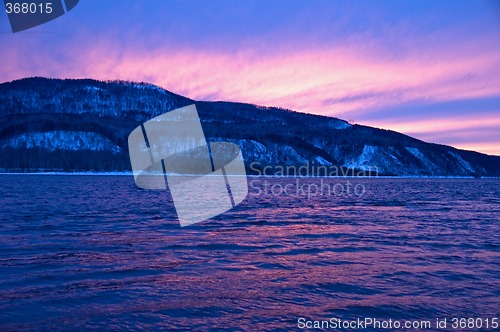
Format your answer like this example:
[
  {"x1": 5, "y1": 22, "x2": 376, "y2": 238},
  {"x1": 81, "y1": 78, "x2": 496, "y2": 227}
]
[{"x1": 1, "y1": 0, "x2": 499, "y2": 155}]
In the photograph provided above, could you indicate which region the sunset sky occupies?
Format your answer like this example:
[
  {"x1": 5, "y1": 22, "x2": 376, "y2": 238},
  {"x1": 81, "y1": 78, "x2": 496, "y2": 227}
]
[{"x1": 1, "y1": 0, "x2": 499, "y2": 155}]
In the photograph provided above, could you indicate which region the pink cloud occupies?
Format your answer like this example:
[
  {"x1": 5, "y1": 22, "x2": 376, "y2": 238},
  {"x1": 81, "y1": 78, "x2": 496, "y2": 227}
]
[
  {"x1": 3, "y1": 31, "x2": 500, "y2": 115},
  {"x1": 451, "y1": 142, "x2": 500, "y2": 156},
  {"x1": 367, "y1": 114, "x2": 500, "y2": 135},
  {"x1": 366, "y1": 114, "x2": 500, "y2": 155}
]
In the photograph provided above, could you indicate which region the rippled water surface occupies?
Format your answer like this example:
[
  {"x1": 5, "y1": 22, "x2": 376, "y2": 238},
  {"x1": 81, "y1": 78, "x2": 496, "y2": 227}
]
[{"x1": 0, "y1": 175, "x2": 499, "y2": 330}]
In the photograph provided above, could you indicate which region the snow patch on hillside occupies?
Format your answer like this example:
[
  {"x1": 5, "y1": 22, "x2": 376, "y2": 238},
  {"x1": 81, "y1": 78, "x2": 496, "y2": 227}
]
[
  {"x1": 343, "y1": 145, "x2": 379, "y2": 171},
  {"x1": 209, "y1": 138, "x2": 330, "y2": 166},
  {"x1": 2, "y1": 131, "x2": 123, "y2": 153},
  {"x1": 406, "y1": 147, "x2": 424, "y2": 160},
  {"x1": 330, "y1": 121, "x2": 351, "y2": 130},
  {"x1": 448, "y1": 151, "x2": 475, "y2": 173},
  {"x1": 83, "y1": 86, "x2": 104, "y2": 92},
  {"x1": 128, "y1": 83, "x2": 167, "y2": 94}
]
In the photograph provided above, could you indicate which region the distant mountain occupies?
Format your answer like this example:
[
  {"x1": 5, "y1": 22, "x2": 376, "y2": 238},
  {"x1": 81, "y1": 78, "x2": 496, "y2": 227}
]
[{"x1": 1, "y1": 77, "x2": 499, "y2": 176}]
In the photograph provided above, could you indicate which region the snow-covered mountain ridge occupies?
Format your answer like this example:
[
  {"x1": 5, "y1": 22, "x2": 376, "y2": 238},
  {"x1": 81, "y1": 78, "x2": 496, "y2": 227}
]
[{"x1": 0, "y1": 77, "x2": 499, "y2": 176}]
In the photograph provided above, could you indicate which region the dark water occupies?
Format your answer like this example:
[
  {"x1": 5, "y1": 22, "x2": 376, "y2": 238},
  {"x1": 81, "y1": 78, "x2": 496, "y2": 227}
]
[{"x1": 0, "y1": 175, "x2": 499, "y2": 331}]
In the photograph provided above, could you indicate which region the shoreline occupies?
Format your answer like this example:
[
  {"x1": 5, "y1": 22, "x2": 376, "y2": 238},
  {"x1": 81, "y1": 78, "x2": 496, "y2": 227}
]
[{"x1": 0, "y1": 172, "x2": 498, "y2": 179}]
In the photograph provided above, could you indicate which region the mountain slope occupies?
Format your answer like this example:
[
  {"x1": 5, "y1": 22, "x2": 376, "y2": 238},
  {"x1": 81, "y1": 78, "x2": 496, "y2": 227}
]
[{"x1": 1, "y1": 77, "x2": 499, "y2": 176}]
